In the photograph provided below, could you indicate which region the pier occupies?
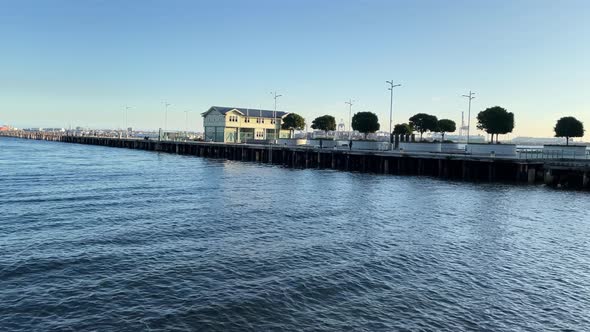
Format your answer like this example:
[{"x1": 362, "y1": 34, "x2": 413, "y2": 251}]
[{"x1": 3, "y1": 131, "x2": 589, "y2": 189}]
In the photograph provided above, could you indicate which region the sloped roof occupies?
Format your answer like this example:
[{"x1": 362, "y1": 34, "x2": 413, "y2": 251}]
[{"x1": 203, "y1": 106, "x2": 289, "y2": 118}]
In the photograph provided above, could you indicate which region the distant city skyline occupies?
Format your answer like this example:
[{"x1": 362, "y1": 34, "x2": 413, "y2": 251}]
[{"x1": 1, "y1": 0, "x2": 588, "y2": 139}]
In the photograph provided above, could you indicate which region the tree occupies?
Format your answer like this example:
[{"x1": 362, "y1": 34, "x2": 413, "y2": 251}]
[
  {"x1": 281, "y1": 113, "x2": 305, "y2": 137},
  {"x1": 352, "y1": 111, "x2": 380, "y2": 139},
  {"x1": 310, "y1": 115, "x2": 336, "y2": 132},
  {"x1": 476, "y1": 106, "x2": 514, "y2": 143},
  {"x1": 393, "y1": 123, "x2": 412, "y2": 135},
  {"x1": 409, "y1": 113, "x2": 438, "y2": 140},
  {"x1": 554, "y1": 116, "x2": 584, "y2": 146},
  {"x1": 437, "y1": 119, "x2": 456, "y2": 141}
]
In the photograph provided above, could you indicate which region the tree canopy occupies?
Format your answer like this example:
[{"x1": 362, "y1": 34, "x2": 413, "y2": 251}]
[
  {"x1": 281, "y1": 113, "x2": 305, "y2": 131},
  {"x1": 310, "y1": 115, "x2": 336, "y2": 132},
  {"x1": 393, "y1": 123, "x2": 412, "y2": 135},
  {"x1": 437, "y1": 119, "x2": 456, "y2": 141},
  {"x1": 554, "y1": 116, "x2": 584, "y2": 146},
  {"x1": 409, "y1": 113, "x2": 438, "y2": 140},
  {"x1": 476, "y1": 106, "x2": 514, "y2": 143},
  {"x1": 352, "y1": 111, "x2": 380, "y2": 139}
]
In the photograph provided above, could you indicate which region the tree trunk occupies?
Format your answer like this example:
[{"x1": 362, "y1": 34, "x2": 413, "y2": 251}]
[
  {"x1": 566, "y1": 137, "x2": 569, "y2": 146},
  {"x1": 442, "y1": 133, "x2": 445, "y2": 141}
]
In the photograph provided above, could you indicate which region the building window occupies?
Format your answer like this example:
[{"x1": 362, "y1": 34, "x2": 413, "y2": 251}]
[
  {"x1": 245, "y1": 117, "x2": 250, "y2": 123},
  {"x1": 271, "y1": 119, "x2": 276, "y2": 124},
  {"x1": 256, "y1": 118, "x2": 261, "y2": 124},
  {"x1": 228, "y1": 115, "x2": 239, "y2": 122}
]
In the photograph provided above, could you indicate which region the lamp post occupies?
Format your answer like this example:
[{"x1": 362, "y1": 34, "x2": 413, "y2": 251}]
[
  {"x1": 163, "y1": 102, "x2": 171, "y2": 131},
  {"x1": 271, "y1": 91, "x2": 282, "y2": 142},
  {"x1": 345, "y1": 99, "x2": 354, "y2": 139},
  {"x1": 124, "y1": 106, "x2": 131, "y2": 137},
  {"x1": 462, "y1": 91, "x2": 475, "y2": 144},
  {"x1": 386, "y1": 81, "x2": 401, "y2": 148},
  {"x1": 268, "y1": 92, "x2": 283, "y2": 164}
]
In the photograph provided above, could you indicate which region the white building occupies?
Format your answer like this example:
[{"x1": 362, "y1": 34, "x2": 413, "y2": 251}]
[{"x1": 202, "y1": 106, "x2": 291, "y2": 143}]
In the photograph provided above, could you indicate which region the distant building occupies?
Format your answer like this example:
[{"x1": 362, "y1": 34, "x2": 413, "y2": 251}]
[
  {"x1": 202, "y1": 106, "x2": 291, "y2": 142},
  {"x1": 0, "y1": 125, "x2": 10, "y2": 131}
]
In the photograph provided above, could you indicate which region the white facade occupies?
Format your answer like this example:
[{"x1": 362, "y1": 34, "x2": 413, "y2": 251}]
[{"x1": 202, "y1": 106, "x2": 292, "y2": 143}]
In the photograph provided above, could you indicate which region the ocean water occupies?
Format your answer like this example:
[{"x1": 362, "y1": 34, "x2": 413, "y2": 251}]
[{"x1": 1, "y1": 137, "x2": 589, "y2": 331}]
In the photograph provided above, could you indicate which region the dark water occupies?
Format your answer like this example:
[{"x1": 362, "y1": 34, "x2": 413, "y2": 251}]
[{"x1": 1, "y1": 138, "x2": 589, "y2": 331}]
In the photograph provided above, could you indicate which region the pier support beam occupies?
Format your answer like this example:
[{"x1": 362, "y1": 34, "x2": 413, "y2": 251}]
[
  {"x1": 462, "y1": 161, "x2": 468, "y2": 180},
  {"x1": 527, "y1": 167, "x2": 536, "y2": 184}
]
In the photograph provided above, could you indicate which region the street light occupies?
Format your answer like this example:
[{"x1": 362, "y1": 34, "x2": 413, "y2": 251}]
[
  {"x1": 345, "y1": 99, "x2": 354, "y2": 139},
  {"x1": 124, "y1": 106, "x2": 131, "y2": 137},
  {"x1": 163, "y1": 102, "x2": 171, "y2": 131},
  {"x1": 462, "y1": 91, "x2": 475, "y2": 144},
  {"x1": 386, "y1": 81, "x2": 401, "y2": 147},
  {"x1": 271, "y1": 91, "x2": 282, "y2": 142},
  {"x1": 266, "y1": 92, "x2": 283, "y2": 164}
]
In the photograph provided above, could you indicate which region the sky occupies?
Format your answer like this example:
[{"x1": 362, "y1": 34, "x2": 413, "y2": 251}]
[{"x1": 1, "y1": 0, "x2": 589, "y2": 138}]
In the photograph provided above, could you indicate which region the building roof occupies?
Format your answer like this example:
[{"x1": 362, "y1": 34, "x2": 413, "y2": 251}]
[{"x1": 203, "y1": 106, "x2": 289, "y2": 118}]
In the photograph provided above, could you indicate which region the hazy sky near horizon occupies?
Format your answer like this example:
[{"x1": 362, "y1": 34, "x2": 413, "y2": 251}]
[{"x1": 1, "y1": 0, "x2": 589, "y2": 138}]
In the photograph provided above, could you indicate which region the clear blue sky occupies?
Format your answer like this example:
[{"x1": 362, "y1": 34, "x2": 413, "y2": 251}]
[{"x1": 1, "y1": 0, "x2": 589, "y2": 138}]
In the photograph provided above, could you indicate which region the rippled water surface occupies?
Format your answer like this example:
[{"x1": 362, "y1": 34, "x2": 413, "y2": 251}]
[{"x1": 1, "y1": 137, "x2": 590, "y2": 331}]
